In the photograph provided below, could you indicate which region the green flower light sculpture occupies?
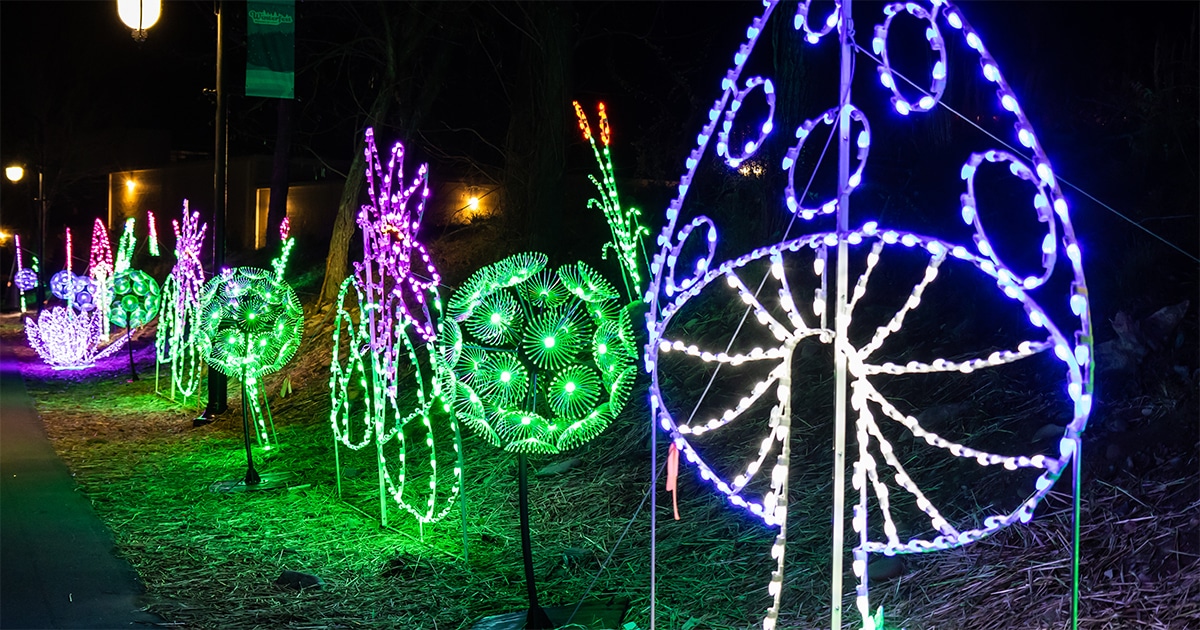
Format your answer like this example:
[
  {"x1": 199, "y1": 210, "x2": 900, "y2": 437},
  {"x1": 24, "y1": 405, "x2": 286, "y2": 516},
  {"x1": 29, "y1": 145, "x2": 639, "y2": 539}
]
[
  {"x1": 109, "y1": 269, "x2": 160, "y2": 329},
  {"x1": 329, "y1": 128, "x2": 465, "y2": 528},
  {"x1": 447, "y1": 252, "x2": 637, "y2": 454},
  {"x1": 198, "y1": 267, "x2": 303, "y2": 447}
]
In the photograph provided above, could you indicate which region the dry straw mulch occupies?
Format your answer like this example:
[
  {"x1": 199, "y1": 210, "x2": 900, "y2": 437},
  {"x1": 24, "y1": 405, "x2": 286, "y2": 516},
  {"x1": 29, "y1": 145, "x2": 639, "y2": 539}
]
[{"x1": 4, "y1": 305, "x2": 1196, "y2": 630}]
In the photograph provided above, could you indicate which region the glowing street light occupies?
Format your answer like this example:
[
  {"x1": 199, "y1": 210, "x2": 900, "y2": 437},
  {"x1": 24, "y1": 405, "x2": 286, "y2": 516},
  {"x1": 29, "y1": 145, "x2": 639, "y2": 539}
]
[
  {"x1": 116, "y1": 0, "x2": 161, "y2": 42},
  {"x1": 467, "y1": 195, "x2": 480, "y2": 211},
  {"x1": 6, "y1": 166, "x2": 24, "y2": 183}
]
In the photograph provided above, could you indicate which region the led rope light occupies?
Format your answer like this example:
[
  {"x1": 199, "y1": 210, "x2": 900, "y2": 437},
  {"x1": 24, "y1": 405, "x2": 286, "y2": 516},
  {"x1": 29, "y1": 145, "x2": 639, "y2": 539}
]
[
  {"x1": 328, "y1": 128, "x2": 463, "y2": 526},
  {"x1": 147, "y1": 211, "x2": 160, "y2": 257},
  {"x1": 156, "y1": 202, "x2": 209, "y2": 404},
  {"x1": 115, "y1": 217, "x2": 137, "y2": 274},
  {"x1": 572, "y1": 101, "x2": 651, "y2": 302},
  {"x1": 87, "y1": 218, "x2": 115, "y2": 341},
  {"x1": 642, "y1": 1, "x2": 1093, "y2": 628},
  {"x1": 24, "y1": 306, "x2": 129, "y2": 369}
]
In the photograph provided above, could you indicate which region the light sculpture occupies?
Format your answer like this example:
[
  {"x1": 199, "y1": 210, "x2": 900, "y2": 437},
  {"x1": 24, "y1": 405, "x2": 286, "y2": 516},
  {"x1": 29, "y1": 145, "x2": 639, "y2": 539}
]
[
  {"x1": 13, "y1": 234, "x2": 37, "y2": 313},
  {"x1": 69, "y1": 275, "x2": 99, "y2": 313},
  {"x1": 329, "y1": 128, "x2": 465, "y2": 530},
  {"x1": 110, "y1": 268, "x2": 160, "y2": 381},
  {"x1": 115, "y1": 217, "x2": 137, "y2": 273},
  {"x1": 447, "y1": 250, "x2": 637, "y2": 628},
  {"x1": 147, "y1": 211, "x2": 160, "y2": 257},
  {"x1": 447, "y1": 253, "x2": 637, "y2": 454},
  {"x1": 272, "y1": 217, "x2": 295, "y2": 283},
  {"x1": 24, "y1": 307, "x2": 128, "y2": 370},
  {"x1": 198, "y1": 266, "x2": 302, "y2": 449},
  {"x1": 642, "y1": 1, "x2": 1093, "y2": 629},
  {"x1": 87, "y1": 218, "x2": 115, "y2": 341},
  {"x1": 156, "y1": 201, "x2": 208, "y2": 406},
  {"x1": 110, "y1": 269, "x2": 160, "y2": 329},
  {"x1": 572, "y1": 101, "x2": 650, "y2": 303}
]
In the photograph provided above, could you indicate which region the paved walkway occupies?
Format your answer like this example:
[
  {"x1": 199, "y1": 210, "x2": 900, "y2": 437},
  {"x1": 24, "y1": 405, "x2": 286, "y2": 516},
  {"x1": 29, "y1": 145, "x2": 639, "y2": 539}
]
[{"x1": 0, "y1": 342, "x2": 161, "y2": 629}]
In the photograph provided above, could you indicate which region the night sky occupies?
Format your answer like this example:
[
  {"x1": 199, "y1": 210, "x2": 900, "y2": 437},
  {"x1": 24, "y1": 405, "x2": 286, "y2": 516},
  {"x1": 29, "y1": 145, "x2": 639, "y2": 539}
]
[{"x1": 1, "y1": 1, "x2": 1197, "y2": 286}]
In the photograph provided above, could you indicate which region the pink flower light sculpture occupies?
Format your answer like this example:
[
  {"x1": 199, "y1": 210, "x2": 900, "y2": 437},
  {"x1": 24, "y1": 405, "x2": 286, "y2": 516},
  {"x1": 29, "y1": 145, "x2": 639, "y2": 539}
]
[{"x1": 87, "y1": 218, "x2": 115, "y2": 340}]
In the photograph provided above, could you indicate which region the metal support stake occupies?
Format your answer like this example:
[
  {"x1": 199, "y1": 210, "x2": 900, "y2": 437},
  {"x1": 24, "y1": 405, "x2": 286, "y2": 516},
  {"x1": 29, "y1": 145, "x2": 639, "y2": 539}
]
[{"x1": 830, "y1": 1, "x2": 854, "y2": 627}]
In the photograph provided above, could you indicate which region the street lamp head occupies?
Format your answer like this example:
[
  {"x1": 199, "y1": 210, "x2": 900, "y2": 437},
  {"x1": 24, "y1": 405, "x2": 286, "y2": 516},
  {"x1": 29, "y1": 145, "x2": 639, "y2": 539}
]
[
  {"x1": 5, "y1": 166, "x2": 24, "y2": 183},
  {"x1": 117, "y1": 0, "x2": 161, "y2": 42}
]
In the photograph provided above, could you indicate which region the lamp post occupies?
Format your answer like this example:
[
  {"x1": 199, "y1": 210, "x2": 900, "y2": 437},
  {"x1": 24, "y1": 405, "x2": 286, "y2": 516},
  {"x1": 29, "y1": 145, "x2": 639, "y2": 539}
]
[
  {"x1": 115, "y1": 0, "x2": 227, "y2": 420},
  {"x1": 5, "y1": 165, "x2": 46, "y2": 312}
]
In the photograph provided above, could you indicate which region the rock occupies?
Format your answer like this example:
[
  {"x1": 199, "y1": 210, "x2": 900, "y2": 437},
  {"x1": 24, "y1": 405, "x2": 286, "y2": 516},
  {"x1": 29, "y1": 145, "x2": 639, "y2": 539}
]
[
  {"x1": 1031, "y1": 423, "x2": 1064, "y2": 444},
  {"x1": 915, "y1": 402, "x2": 973, "y2": 430},
  {"x1": 1140, "y1": 300, "x2": 1189, "y2": 352},
  {"x1": 536, "y1": 457, "x2": 581, "y2": 476},
  {"x1": 275, "y1": 570, "x2": 325, "y2": 590},
  {"x1": 867, "y1": 556, "x2": 906, "y2": 582}
]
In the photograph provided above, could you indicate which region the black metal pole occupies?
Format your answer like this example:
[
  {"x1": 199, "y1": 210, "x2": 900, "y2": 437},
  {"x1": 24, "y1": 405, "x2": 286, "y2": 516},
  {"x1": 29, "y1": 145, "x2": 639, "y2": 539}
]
[
  {"x1": 126, "y1": 329, "x2": 138, "y2": 381},
  {"x1": 199, "y1": 0, "x2": 228, "y2": 423},
  {"x1": 241, "y1": 367, "x2": 260, "y2": 486},
  {"x1": 517, "y1": 453, "x2": 553, "y2": 629},
  {"x1": 35, "y1": 170, "x2": 45, "y2": 312}
]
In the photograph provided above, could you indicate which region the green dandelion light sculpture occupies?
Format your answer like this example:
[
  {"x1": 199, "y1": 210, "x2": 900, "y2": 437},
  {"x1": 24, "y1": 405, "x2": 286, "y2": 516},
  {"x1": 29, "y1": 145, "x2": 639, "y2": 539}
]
[
  {"x1": 446, "y1": 253, "x2": 637, "y2": 455},
  {"x1": 198, "y1": 265, "x2": 302, "y2": 448}
]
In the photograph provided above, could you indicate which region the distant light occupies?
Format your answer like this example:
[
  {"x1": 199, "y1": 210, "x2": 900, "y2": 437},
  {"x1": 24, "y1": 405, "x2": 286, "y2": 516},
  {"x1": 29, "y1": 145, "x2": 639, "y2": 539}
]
[
  {"x1": 5, "y1": 166, "x2": 24, "y2": 183},
  {"x1": 126, "y1": 179, "x2": 137, "y2": 192},
  {"x1": 117, "y1": 0, "x2": 161, "y2": 41},
  {"x1": 467, "y1": 196, "x2": 480, "y2": 211}
]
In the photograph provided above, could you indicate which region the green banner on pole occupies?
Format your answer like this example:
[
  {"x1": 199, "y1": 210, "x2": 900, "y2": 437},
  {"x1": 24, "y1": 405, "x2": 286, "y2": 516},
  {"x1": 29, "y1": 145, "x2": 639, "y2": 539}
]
[{"x1": 246, "y1": 0, "x2": 294, "y2": 99}]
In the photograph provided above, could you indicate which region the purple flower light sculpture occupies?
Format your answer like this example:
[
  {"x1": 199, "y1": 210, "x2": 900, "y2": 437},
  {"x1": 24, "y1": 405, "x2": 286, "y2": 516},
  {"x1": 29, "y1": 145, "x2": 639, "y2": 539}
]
[
  {"x1": 156, "y1": 201, "x2": 208, "y2": 404},
  {"x1": 329, "y1": 128, "x2": 464, "y2": 528}
]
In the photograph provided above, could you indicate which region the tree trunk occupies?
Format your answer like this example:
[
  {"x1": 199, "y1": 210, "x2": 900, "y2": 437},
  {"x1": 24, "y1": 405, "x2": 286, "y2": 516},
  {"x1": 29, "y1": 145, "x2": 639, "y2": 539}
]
[
  {"x1": 315, "y1": 3, "x2": 451, "y2": 308},
  {"x1": 317, "y1": 21, "x2": 396, "y2": 307},
  {"x1": 502, "y1": 2, "x2": 570, "y2": 255}
]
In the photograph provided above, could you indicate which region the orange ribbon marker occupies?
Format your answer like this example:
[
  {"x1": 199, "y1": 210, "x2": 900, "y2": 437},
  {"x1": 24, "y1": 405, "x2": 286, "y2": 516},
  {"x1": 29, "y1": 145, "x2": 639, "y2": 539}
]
[{"x1": 666, "y1": 442, "x2": 681, "y2": 520}]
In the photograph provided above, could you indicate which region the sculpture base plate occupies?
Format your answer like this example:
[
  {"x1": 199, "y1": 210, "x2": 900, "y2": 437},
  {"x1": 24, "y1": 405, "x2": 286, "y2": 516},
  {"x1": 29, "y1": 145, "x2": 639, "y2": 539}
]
[
  {"x1": 209, "y1": 471, "x2": 298, "y2": 494},
  {"x1": 470, "y1": 597, "x2": 629, "y2": 629}
]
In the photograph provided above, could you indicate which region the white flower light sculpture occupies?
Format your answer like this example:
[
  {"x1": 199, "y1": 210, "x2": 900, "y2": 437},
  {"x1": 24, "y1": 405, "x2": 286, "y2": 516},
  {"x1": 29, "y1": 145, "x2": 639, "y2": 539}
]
[
  {"x1": 643, "y1": 1, "x2": 1094, "y2": 629},
  {"x1": 25, "y1": 306, "x2": 128, "y2": 370}
]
